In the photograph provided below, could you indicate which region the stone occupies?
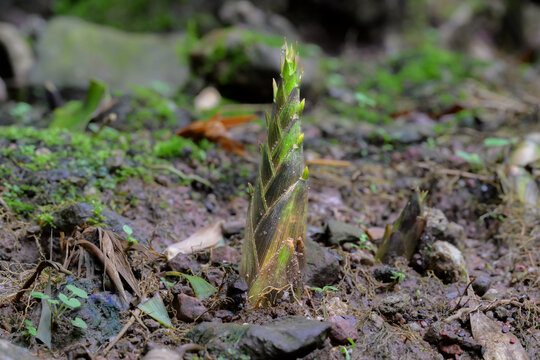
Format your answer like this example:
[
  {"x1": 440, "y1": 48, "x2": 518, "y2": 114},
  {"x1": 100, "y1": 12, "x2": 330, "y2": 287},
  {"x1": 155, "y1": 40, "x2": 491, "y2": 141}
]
[
  {"x1": 30, "y1": 17, "x2": 189, "y2": 92},
  {"x1": 421, "y1": 207, "x2": 465, "y2": 247},
  {"x1": 471, "y1": 275, "x2": 491, "y2": 297},
  {"x1": 378, "y1": 293, "x2": 411, "y2": 317},
  {"x1": 318, "y1": 220, "x2": 368, "y2": 246},
  {"x1": 189, "y1": 27, "x2": 322, "y2": 103},
  {"x1": 372, "y1": 265, "x2": 399, "y2": 283},
  {"x1": 210, "y1": 245, "x2": 241, "y2": 264},
  {"x1": 0, "y1": 77, "x2": 6, "y2": 102},
  {"x1": 219, "y1": 0, "x2": 298, "y2": 39},
  {"x1": 221, "y1": 219, "x2": 245, "y2": 236},
  {"x1": 0, "y1": 22, "x2": 34, "y2": 87},
  {"x1": 168, "y1": 254, "x2": 200, "y2": 274},
  {"x1": 188, "y1": 316, "x2": 330, "y2": 360},
  {"x1": 194, "y1": 86, "x2": 221, "y2": 111},
  {"x1": 304, "y1": 238, "x2": 340, "y2": 287},
  {"x1": 426, "y1": 241, "x2": 467, "y2": 283},
  {"x1": 327, "y1": 315, "x2": 358, "y2": 345},
  {"x1": 52, "y1": 202, "x2": 149, "y2": 245},
  {"x1": 0, "y1": 339, "x2": 41, "y2": 360},
  {"x1": 142, "y1": 348, "x2": 181, "y2": 360},
  {"x1": 173, "y1": 294, "x2": 211, "y2": 322}
]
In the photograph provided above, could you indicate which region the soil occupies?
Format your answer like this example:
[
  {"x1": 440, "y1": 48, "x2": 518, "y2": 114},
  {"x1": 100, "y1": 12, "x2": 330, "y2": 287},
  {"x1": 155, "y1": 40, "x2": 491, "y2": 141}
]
[{"x1": 1, "y1": 32, "x2": 539, "y2": 360}]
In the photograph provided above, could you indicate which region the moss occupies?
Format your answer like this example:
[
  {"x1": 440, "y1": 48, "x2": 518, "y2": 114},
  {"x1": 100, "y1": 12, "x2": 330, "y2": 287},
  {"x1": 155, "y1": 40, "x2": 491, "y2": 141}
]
[
  {"x1": 324, "y1": 38, "x2": 487, "y2": 125},
  {"x1": 53, "y1": 0, "x2": 181, "y2": 32},
  {"x1": 0, "y1": 125, "x2": 210, "y2": 219}
]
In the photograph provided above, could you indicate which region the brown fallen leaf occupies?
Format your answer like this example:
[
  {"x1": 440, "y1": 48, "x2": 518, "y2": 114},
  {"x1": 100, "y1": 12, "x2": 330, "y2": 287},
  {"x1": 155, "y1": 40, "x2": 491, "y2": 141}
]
[
  {"x1": 176, "y1": 113, "x2": 257, "y2": 156},
  {"x1": 166, "y1": 220, "x2": 224, "y2": 260},
  {"x1": 470, "y1": 311, "x2": 529, "y2": 360}
]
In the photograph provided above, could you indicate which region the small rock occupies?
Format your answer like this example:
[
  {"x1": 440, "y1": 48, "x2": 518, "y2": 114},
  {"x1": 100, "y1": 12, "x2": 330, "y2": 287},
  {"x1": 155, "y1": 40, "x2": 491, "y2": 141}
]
[
  {"x1": 142, "y1": 348, "x2": 181, "y2": 360},
  {"x1": 52, "y1": 202, "x2": 149, "y2": 245},
  {"x1": 219, "y1": 0, "x2": 298, "y2": 39},
  {"x1": 225, "y1": 275, "x2": 248, "y2": 310},
  {"x1": 206, "y1": 268, "x2": 224, "y2": 287},
  {"x1": 168, "y1": 254, "x2": 200, "y2": 274},
  {"x1": 378, "y1": 293, "x2": 411, "y2": 317},
  {"x1": 143, "y1": 319, "x2": 160, "y2": 332},
  {"x1": 188, "y1": 316, "x2": 331, "y2": 360},
  {"x1": 350, "y1": 250, "x2": 375, "y2": 266},
  {"x1": 0, "y1": 22, "x2": 34, "y2": 87},
  {"x1": 426, "y1": 241, "x2": 467, "y2": 283},
  {"x1": 471, "y1": 275, "x2": 491, "y2": 296},
  {"x1": 421, "y1": 207, "x2": 465, "y2": 247},
  {"x1": 0, "y1": 339, "x2": 41, "y2": 360},
  {"x1": 482, "y1": 289, "x2": 499, "y2": 301},
  {"x1": 318, "y1": 220, "x2": 367, "y2": 246},
  {"x1": 372, "y1": 265, "x2": 399, "y2": 283},
  {"x1": 215, "y1": 309, "x2": 233, "y2": 322},
  {"x1": 304, "y1": 238, "x2": 340, "y2": 287},
  {"x1": 0, "y1": 77, "x2": 5, "y2": 102},
  {"x1": 327, "y1": 315, "x2": 358, "y2": 345},
  {"x1": 190, "y1": 27, "x2": 322, "y2": 103},
  {"x1": 326, "y1": 296, "x2": 348, "y2": 316},
  {"x1": 222, "y1": 220, "x2": 245, "y2": 236},
  {"x1": 194, "y1": 86, "x2": 221, "y2": 111},
  {"x1": 173, "y1": 294, "x2": 210, "y2": 323},
  {"x1": 210, "y1": 245, "x2": 241, "y2": 264}
]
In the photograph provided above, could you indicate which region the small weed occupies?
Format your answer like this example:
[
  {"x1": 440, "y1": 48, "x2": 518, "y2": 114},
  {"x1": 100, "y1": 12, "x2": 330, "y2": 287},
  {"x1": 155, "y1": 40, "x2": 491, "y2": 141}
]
[
  {"x1": 22, "y1": 319, "x2": 37, "y2": 337},
  {"x1": 311, "y1": 286, "x2": 339, "y2": 320},
  {"x1": 30, "y1": 284, "x2": 88, "y2": 329},
  {"x1": 340, "y1": 337, "x2": 356, "y2": 360},
  {"x1": 122, "y1": 224, "x2": 138, "y2": 244},
  {"x1": 87, "y1": 200, "x2": 107, "y2": 226},
  {"x1": 390, "y1": 270, "x2": 405, "y2": 283}
]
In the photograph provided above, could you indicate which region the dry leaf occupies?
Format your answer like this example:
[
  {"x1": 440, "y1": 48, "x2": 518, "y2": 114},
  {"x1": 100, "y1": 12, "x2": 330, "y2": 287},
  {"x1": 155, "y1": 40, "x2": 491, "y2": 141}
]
[
  {"x1": 166, "y1": 220, "x2": 225, "y2": 260},
  {"x1": 470, "y1": 311, "x2": 529, "y2": 360},
  {"x1": 176, "y1": 113, "x2": 257, "y2": 156}
]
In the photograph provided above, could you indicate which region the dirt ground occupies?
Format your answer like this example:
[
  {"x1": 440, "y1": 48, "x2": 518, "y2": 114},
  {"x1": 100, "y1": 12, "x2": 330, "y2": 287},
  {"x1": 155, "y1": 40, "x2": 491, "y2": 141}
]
[{"x1": 0, "y1": 32, "x2": 539, "y2": 360}]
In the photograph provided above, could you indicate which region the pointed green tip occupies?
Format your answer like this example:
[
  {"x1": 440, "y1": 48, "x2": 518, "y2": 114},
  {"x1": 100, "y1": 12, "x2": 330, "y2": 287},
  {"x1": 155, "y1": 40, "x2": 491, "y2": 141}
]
[
  {"x1": 297, "y1": 133, "x2": 304, "y2": 147},
  {"x1": 301, "y1": 166, "x2": 309, "y2": 180}
]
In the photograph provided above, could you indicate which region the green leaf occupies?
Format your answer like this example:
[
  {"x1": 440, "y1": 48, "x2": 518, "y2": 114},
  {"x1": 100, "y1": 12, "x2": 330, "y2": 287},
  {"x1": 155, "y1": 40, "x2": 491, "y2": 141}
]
[
  {"x1": 455, "y1": 150, "x2": 483, "y2": 166},
  {"x1": 50, "y1": 79, "x2": 108, "y2": 131},
  {"x1": 181, "y1": 273, "x2": 216, "y2": 301},
  {"x1": 36, "y1": 285, "x2": 52, "y2": 349},
  {"x1": 47, "y1": 299, "x2": 59, "y2": 305},
  {"x1": 137, "y1": 293, "x2": 173, "y2": 328},
  {"x1": 484, "y1": 137, "x2": 512, "y2": 147},
  {"x1": 160, "y1": 277, "x2": 174, "y2": 288},
  {"x1": 30, "y1": 291, "x2": 49, "y2": 300},
  {"x1": 123, "y1": 224, "x2": 133, "y2": 236},
  {"x1": 66, "y1": 284, "x2": 89, "y2": 299},
  {"x1": 71, "y1": 317, "x2": 88, "y2": 329},
  {"x1": 58, "y1": 293, "x2": 81, "y2": 308}
]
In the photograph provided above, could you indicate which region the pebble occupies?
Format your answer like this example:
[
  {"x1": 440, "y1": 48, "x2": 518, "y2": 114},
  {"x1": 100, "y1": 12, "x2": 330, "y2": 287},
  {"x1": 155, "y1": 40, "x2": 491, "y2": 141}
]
[
  {"x1": 172, "y1": 294, "x2": 211, "y2": 322},
  {"x1": 210, "y1": 245, "x2": 241, "y2": 264},
  {"x1": 327, "y1": 315, "x2": 358, "y2": 345},
  {"x1": 471, "y1": 275, "x2": 491, "y2": 296}
]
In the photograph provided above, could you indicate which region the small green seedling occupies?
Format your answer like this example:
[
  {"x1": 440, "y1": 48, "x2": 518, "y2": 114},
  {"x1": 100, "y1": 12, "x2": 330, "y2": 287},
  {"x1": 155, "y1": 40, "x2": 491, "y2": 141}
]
[
  {"x1": 123, "y1": 224, "x2": 138, "y2": 244},
  {"x1": 22, "y1": 320, "x2": 37, "y2": 337},
  {"x1": 390, "y1": 270, "x2": 405, "y2": 283},
  {"x1": 87, "y1": 200, "x2": 107, "y2": 226},
  {"x1": 349, "y1": 233, "x2": 372, "y2": 251},
  {"x1": 160, "y1": 277, "x2": 174, "y2": 288},
  {"x1": 311, "y1": 285, "x2": 339, "y2": 293},
  {"x1": 340, "y1": 337, "x2": 356, "y2": 360},
  {"x1": 30, "y1": 284, "x2": 88, "y2": 329},
  {"x1": 311, "y1": 285, "x2": 339, "y2": 319}
]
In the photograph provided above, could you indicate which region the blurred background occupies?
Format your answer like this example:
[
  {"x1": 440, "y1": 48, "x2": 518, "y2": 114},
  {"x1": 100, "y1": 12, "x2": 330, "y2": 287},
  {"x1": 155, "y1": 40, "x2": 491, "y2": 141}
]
[{"x1": 1, "y1": 0, "x2": 539, "y2": 106}]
